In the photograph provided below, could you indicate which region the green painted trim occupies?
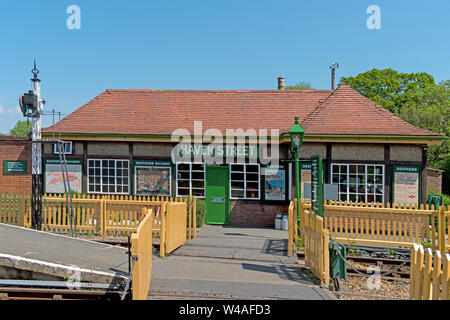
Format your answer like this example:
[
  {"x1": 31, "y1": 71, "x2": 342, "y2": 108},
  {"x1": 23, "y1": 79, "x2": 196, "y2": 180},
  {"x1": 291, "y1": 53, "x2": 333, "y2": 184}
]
[{"x1": 281, "y1": 134, "x2": 445, "y2": 141}]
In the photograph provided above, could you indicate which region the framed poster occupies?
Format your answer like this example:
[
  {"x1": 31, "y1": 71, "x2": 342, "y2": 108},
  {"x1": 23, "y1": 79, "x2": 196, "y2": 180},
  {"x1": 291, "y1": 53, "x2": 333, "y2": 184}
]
[
  {"x1": 300, "y1": 162, "x2": 312, "y2": 198},
  {"x1": 392, "y1": 165, "x2": 421, "y2": 205},
  {"x1": 264, "y1": 165, "x2": 286, "y2": 201},
  {"x1": 44, "y1": 159, "x2": 83, "y2": 194},
  {"x1": 134, "y1": 160, "x2": 172, "y2": 196}
]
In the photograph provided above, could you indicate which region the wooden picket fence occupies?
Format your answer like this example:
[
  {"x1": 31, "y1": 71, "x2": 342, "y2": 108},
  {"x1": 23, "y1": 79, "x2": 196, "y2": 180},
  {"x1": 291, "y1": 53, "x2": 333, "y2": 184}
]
[
  {"x1": 303, "y1": 209, "x2": 330, "y2": 286},
  {"x1": 0, "y1": 193, "x2": 197, "y2": 247},
  {"x1": 131, "y1": 208, "x2": 154, "y2": 300},
  {"x1": 410, "y1": 244, "x2": 450, "y2": 300},
  {"x1": 296, "y1": 199, "x2": 449, "y2": 252}
]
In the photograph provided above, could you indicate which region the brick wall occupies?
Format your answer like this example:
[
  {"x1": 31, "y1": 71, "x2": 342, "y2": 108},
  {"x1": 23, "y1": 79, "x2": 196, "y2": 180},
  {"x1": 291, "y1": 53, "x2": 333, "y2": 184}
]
[
  {"x1": 230, "y1": 200, "x2": 289, "y2": 227},
  {"x1": 0, "y1": 137, "x2": 32, "y2": 194},
  {"x1": 426, "y1": 168, "x2": 443, "y2": 194}
]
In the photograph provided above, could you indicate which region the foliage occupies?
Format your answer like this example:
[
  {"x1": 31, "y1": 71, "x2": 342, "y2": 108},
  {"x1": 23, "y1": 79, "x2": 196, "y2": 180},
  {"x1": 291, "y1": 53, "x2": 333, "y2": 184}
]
[
  {"x1": 340, "y1": 68, "x2": 436, "y2": 113},
  {"x1": 395, "y1": 81, "x2": 450, "y2": 169},
  {"x1": 8, "y1": 120, "x2": 29, "y2": 137},
  {"x1": 341, "y1": 69, "x2": 449, "y2": 192},
  {"x1": 196, "y1": 198, "x2": 206, "y2": 227},
  {"x1": 295, "y1": 237, "x2": 305, "y2": 248},
  {"x1": 285, "y1": 81, "x2": 314, "y2": 90},
  {"x1": 428, "y1": 187, "x2": 450, "y2": 207}
]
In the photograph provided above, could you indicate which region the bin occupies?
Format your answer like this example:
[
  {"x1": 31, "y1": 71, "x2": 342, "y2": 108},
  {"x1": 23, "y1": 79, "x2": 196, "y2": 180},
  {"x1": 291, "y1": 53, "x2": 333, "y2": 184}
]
[
  {"x1": 275, "y1": 214, "x2": 282, "y2": 230},
  {"x1": 281, "y1": 215, "x2": 289, "y2": 230}
]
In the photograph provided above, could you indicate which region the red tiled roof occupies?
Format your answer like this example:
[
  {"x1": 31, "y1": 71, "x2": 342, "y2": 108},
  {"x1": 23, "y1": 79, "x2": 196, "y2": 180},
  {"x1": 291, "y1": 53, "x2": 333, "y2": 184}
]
[{"x1": 43, "y1": 85, "x2": 440, "y2": 138}]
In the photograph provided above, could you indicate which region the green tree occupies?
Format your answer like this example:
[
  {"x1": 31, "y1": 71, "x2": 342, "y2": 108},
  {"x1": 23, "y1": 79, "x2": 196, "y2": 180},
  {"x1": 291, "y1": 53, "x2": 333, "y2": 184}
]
[
  {"x1": 341, "y1": 69, "x2": 449, "y2": 193},
  {"x1": 340, "y1": 68, "x2": 436, "y2": 113},
  {"x1": 285, "y1": 81, "x2": 314, "y2": 90},
  {"x1": 9, "y1": 120, "x2": 29, "y2": 137},
  {"x1": 396, "y1": 81, "x2": 450, "y2": 169}
]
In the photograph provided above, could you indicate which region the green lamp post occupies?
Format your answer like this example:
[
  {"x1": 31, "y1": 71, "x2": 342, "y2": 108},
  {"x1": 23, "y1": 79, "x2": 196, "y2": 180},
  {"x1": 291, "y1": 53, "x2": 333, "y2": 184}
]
[{"x1": 289, "y1": 117, "x2": 305, "y2": 222}]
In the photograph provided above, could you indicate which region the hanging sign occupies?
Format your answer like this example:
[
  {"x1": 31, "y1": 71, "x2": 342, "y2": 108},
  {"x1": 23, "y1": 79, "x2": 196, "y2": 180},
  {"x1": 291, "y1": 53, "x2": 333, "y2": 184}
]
[
  {"x1": 393, "y1": 166, "x2": 420, "y2": 205},
  {"x1": 311, "y1": 155, "x2": 324, "y2": 217},
  {"x1": 3, "y1": 161, "x2": 27, "y2": 174}
]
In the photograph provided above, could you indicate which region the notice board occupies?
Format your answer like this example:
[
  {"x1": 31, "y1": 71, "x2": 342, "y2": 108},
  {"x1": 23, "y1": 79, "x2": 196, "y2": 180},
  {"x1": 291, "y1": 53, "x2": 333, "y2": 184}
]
[{"x1": 392, "y1": 165, "x2": 421, "y2": 205}]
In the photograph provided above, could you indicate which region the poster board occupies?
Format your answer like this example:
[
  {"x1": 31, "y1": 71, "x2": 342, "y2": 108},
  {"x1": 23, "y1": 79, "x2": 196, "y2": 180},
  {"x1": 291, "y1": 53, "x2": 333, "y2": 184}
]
[
  {"x1": 392, "y1": 165, "x2": 421, "y2": 205},
  {"x1": 134, "y1": 160, "x2": 172, "y2": 196},
  {"x1": 300, "y1": 162, "x2": 312, "y2": 198},
  {"x1": 264, "y1": 165, "x2": 286, "y2": 201},
  {"x1": 44, "y1": 158, "x2": 83, "y2": 194}
]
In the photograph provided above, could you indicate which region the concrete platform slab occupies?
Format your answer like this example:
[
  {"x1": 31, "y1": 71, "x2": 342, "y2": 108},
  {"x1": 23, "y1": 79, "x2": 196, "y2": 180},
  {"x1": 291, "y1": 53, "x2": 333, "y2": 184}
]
[{"x1": 0, "y1": 224, "x2": 128, "y2": 286}]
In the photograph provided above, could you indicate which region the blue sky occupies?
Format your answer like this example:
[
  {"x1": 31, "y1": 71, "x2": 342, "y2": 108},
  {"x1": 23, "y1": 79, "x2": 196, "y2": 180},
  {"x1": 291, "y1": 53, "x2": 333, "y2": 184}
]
[{"x1": 0, "y1": 0, "x2": 449, "y2": 133}]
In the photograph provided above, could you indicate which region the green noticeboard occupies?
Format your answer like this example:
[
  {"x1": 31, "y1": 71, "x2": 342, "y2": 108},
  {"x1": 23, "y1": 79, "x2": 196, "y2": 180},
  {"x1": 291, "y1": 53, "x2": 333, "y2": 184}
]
[
  {"x1": 311, "y1": 155, "x2": 324, "y2": 217},
  {"x1": 3, "y1": 161, "x2": 27, "y2": 174}
]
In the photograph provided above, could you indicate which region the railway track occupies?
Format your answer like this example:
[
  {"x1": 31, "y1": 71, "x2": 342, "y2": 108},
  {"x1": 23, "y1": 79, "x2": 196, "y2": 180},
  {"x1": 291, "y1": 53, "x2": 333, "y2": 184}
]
[
  {"x1": 0, "y1": 280, "x2": 125, "y2": 301},
  {"x1": 297, "y1": 246, "x2": 411, "y2": 281},
  {"x1": 0, "y1": 287, "x2": 123, "y2": 300}
]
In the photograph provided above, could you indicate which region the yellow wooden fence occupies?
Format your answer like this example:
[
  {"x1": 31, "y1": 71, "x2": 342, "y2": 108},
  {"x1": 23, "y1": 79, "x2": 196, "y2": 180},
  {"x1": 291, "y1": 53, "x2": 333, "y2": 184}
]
[
  {"x1": 296, "y1": 199, "x2": 449, "y2": 252},
  {"x1": 164, "y1": 202, "x2": 187, "y2": 255},
  {"x1": 131, "y1": 208, "x2": 153, "y2": 300},
  {"x1": 410, "y1": 244, "x2": 450, "y2": 300},
  {"x1": 304, "y1": 209, "x2": 330, "y2": 286},
  {"x1": 0, "y1": 193, "x2": 197, "y2": 243}
]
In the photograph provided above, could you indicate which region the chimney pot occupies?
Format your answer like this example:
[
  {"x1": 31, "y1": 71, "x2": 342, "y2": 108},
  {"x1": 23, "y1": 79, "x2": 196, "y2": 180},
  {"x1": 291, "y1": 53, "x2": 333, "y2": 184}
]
[{"x1": 278, "y1": 77, "x2": 285, "y2": 90}]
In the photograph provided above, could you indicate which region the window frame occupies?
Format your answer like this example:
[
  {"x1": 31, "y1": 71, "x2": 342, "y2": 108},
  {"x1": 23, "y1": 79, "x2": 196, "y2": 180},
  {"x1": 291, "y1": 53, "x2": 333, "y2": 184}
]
[
  {"x1": 175, "y1": 162, "x2": 205, "y2": 198},
  {"x1": 53, "y1": 142, "x2": 73, "y2": 155},
  {"x1": 87, "y1": 158, "x2": 130, "y2": 195},
  {"x1": 229, "y1": 163, "x2": 261, "y2": 200},
  {"x1": 330, "y1": 163, "x2": 385, "y2": 203}
]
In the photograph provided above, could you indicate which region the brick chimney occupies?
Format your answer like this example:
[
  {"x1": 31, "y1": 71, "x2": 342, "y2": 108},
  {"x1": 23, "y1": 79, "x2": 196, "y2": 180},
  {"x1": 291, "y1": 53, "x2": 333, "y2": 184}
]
[{"x1": 278, "y1": 77, "x2": 285, "y2": 90}]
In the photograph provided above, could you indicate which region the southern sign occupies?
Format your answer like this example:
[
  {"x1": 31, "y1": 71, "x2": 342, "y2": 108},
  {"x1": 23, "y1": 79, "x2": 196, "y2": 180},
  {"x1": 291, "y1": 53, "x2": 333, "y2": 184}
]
[
  {"x1": 393, "y1": 166, "x2": 420, "y2": 205},
  {"x1": 3, "y1": 161, "x2": 27, "y2": 174},
  {"x1": 311, "y1": 155, "x2": 324, "y2": 217}
]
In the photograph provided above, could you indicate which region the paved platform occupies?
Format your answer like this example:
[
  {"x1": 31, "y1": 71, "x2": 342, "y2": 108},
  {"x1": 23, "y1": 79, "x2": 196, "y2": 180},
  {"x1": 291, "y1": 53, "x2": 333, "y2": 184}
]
[
  {"x1": 0, "y1": 223, "x2": 335, "y2": 300},
  {"x1": 0, "y1": 223, "x2": 128, "y2": 286},
  {"x1": 150, "y1": 225, "x2": 334, "y2": 300}
]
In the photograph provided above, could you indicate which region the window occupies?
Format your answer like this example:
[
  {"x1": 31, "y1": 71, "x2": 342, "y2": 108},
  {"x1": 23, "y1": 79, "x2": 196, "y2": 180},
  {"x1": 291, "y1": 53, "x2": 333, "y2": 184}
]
[
  {"x1": 331, "y1": 164, "x2": 384, "y2": 203},
  {"x1": 54, "y1": 142, "x2": 72, "y2": 155},
  {"x1": 87, "y1": 159, "x2": 129, "y2": 194},
  {"x1": 176, "y1": 163, "x2": 205, "y2": 197},
  {"x1": 230, "y1": 163, "x2": 260, "y2": 200}
]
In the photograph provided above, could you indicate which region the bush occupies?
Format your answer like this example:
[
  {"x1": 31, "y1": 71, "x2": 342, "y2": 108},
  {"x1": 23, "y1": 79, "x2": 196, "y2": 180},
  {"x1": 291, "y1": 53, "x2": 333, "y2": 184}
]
[
  {"x1": 428, "y1": 188, "x2": 450, "y2": 207},
  {"x1": 196, "y1": 199, "x2": 206, "y2": 227}
]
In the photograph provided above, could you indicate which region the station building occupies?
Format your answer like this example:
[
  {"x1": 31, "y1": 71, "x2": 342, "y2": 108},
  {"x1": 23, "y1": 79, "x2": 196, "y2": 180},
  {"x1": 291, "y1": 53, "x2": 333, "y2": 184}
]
[{"x1": 36, "y1": 83, "x2": 443, "y2": 227}]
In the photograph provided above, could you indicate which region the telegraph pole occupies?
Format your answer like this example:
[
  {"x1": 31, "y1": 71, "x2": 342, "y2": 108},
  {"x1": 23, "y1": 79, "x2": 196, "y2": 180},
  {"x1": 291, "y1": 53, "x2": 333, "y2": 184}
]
[{"x1": 20, "y1": 61, "x2": 44, "y2": 230}]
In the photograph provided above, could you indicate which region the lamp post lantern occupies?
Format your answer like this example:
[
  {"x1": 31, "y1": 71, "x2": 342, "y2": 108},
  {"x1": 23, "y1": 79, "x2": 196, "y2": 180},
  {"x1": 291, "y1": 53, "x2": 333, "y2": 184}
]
[{"x1": 289, "y1": 117, "x2": 305, "y2": 222}]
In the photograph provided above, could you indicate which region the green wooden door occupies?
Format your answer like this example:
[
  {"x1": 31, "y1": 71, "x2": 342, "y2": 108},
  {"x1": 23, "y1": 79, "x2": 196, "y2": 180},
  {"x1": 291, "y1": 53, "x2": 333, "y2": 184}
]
[{"x1": 205, "y1": 166, "x2": 230, "y2": 225}]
